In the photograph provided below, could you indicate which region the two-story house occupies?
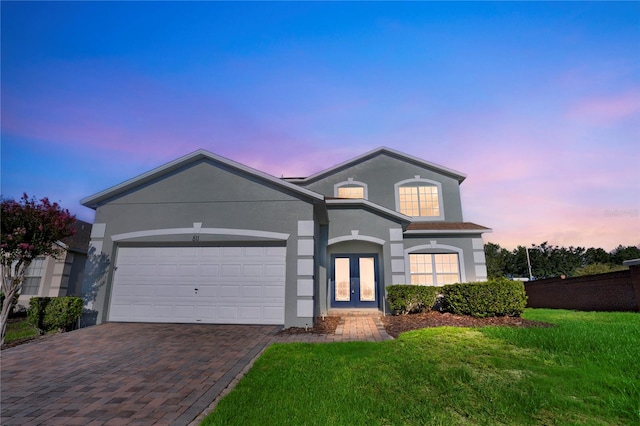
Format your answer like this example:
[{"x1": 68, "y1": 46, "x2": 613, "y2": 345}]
[
  {"x1": 17, "y1": 220, "x2": 92, "y2": 308},
  {"x1": 81, "y1": 147, "x2": 490, "y2": 328}
]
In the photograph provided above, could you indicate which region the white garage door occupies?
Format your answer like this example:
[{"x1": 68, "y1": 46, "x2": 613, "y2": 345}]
[{"x1": 109, "y1": 246, "x2": 286, "y2": 324}]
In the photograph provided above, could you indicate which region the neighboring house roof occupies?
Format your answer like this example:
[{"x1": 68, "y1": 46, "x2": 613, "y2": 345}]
[
  {"x1": 56, "y1": 220, "x2": 93, "y2": 254},
  {"x1": 405, "y1": 222, "x2": 492, "y2": 234},
  {"x1": 67, "y1": 220, "x2": 92, "y2": 252},
  {"x1": 81, "y1": 149, "x2": 325, "y2": 209},
  {"x1": 284, "y1": 146, "x2": 467, "y2": 184}
]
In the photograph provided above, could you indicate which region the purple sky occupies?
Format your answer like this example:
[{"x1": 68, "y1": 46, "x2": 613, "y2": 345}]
[{"x1": 2, "y1": 2, "x2": 639, "y2": 251}]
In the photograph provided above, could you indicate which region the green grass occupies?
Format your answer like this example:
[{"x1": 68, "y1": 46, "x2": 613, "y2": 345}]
[
  {"x1": 4, "y1": 318, "x2": 38, "y2": 343},
  {"x1": 202, "y1": 309, "x2": 640, "y2": 425}
]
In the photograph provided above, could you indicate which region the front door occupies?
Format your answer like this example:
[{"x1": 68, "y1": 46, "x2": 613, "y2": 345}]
[{"x1": 331, "y1": 254, "x2": 378, "y2": 308}]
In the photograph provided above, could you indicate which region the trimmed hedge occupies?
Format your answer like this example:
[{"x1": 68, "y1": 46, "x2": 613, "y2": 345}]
[
  {"x1": 387, "y1": 285, "x2": 440, "y2": 315},
  {"x1": 27, "y1": 296, "x2": 84, "y2": 334},
  {"x1": 441, "y1": 278, "x2": 527, "y2": 318}
]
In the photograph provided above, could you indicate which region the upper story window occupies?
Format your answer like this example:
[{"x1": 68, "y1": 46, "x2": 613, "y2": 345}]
[
  {"x1": 334, "y1": 179, "x2": 368, "y2": 199},
  {"x1": 337, "y1": 186, "x2": 364, "y2": 199},
  {"x1": 399, "y1": 186, "x2": 439, "y2": 216},
  {"x1": 395, "y1": 177, "x2": 443, "y2": 219}
]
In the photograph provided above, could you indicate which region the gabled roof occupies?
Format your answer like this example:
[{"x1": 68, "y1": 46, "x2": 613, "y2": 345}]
[
  {"x1": 325, "y1": 198, "x2": 412, "y2": 227},
  {"x1": 81, "y1": 149, "x2": 325, "y2": 209},
  {"x1": 285, "y1": 146, "x2": 467, "y2": 184}
]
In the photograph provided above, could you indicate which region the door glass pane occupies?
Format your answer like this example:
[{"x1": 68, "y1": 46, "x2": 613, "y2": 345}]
[
  {"x1": 335, "y1": 258, "x2": 351, "y2": 301},
  {"x1": 359, "y1": 257, "x2": 375, "y2": 301}
]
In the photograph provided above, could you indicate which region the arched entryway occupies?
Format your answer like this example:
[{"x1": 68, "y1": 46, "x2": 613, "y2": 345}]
[{"x1": 327, "y1": 240, "x2": 384, "y2": 310}]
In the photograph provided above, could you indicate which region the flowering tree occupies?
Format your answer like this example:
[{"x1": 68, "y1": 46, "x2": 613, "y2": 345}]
[{"x1": 1, "y1": 194, "x2": 76, "y2": 345}]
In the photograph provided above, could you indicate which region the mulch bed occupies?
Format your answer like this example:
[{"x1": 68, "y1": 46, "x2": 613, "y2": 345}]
[
  {"x1": 276, "y1": 311, "x2": 553, "y2": 338},
  {"x1": 380, "y1": 310, "x2": 554, "y2": 338}
]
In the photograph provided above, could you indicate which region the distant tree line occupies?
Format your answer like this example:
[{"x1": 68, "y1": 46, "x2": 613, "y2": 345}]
[{"x1": 484, "y1": 242, "x2": 640, "y2": 280}]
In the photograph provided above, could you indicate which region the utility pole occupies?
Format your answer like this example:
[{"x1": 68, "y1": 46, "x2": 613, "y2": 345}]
[{"x1": 526, "y1": 247, "x2": 534, "y2": 281}]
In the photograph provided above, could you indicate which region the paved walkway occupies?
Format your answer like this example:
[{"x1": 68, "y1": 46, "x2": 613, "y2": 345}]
[
  {"x1": 1, "y1": 316, "x2": 392, "y2": 426},
  {"x1": 274, "y1": 314, "x2": 393, "y2": 343}
]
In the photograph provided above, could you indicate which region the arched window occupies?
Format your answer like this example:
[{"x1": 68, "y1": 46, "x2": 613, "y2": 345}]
[
  {"x1": 395, "y1": 177, "x2": 443, "y2": 219},
  {"x1": 334, "y1": 179, "x2": 368, "y2": 199}
]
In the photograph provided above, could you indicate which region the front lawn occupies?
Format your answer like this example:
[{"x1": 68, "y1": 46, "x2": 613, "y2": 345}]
[
  {"x1": 202, "y1": 309, "x2": 640, "y2": 425},
  {"x1": 3, "y1": 318, "x2": 38, "y2": 345}
]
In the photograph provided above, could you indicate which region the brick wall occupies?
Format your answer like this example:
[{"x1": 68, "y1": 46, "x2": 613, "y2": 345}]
[{"x1": 524, "y1": 264, "x2": 640, "y2": 312}]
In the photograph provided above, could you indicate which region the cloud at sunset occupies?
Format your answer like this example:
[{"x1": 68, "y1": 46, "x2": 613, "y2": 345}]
[{"x1": 566, "y1": 91, "x2": 640, "y2": 126}]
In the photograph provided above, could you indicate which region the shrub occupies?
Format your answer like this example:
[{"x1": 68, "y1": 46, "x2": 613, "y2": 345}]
[
  {"x1": 27, "y1": 297, "x2": 50, "y2": 334},
  {"x1": 27, "y1": 297, "x2": 84, "y2": 334},
  {"x1": 441, "y1": 278, "x2": 527, "y2": 318},
  {"x1": 387, "y1": 285, "x2": 441, "y2": 315}
]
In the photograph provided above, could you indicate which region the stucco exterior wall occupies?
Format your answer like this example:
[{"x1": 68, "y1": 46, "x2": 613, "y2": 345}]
[
  {"x1": 401, "y1": 235, "x2": 487, "y2": 284},
  {"x1": 301, "y1": 153, "x2": 464, "y2": 221},
  {"x1": 323, "y1": 208, "x2": 402, "y2": 312},
  {"x1": 86, "y1": 160, "x2": 317, "y2": 327}
]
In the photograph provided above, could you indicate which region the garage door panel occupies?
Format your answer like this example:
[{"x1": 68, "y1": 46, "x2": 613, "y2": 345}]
[
  {"x1": 242, "y1": 285, "x2": 262, "y2": 298},
  {"x1": 263, "y1": 285, "x2": 285, "y2": 299},
  {"x1": 218, "y1": 286, "x2": 240, "y2": 297},
  {"x1": 110, "y1": 246, "x2": 286, "y2": 324},
  {"x1": 153, "y1": 305, "x2": 174, "y2": 319},
  {"x1": 263, "y1": 306, "x2": 284, "y2": 320},
  {"x1": 127, "y1": 304, "x2": 152, "y2": 320},
  {"x1": 267, "y1": 247, "x2": 286, "y2": 257},
  {"x1": 134, "y1": 284, "x2": 156, "y2": 297},
  {"x1": 155, "y1": 285, "x2": 175, "y2": 297},
  {"x1": 200, "y1": 265, "x2": 219, "y2": 276},
  {"x1": 158, "y1": 264, "x2": 178, "y2": 275},
  {"x1": 242, "y1": 264, "x2": 263, "y2": 277},
  {"x1": 196, "y1": 305, "x2": 217, "y2": 320},
  {"x1": 222, "y1": 247, "x2": 242, "y2": 257},
  {"x1": 197, "y1": 286, "x2": 216, "y2": 297},
  {"x1": 218, "y1": 306, "x2": 239, "y2": 321},
  {"x1": 200, "y1": 247, "x2": 221, "y2": 257},
  {"x1": 240, "y1": 306, "x2": 262, "y2": 319},
  {"x1": 265, "y1": 265, "x2": 285, "y2": 277},
  {"x1": 116, "y1": 264, "x2": 139, "y2": 277},
  {"x1": 178, "y1": 265, "x2": 197, "y2": 276},
  {"x1": 244, "y1": 247, "x2": 266, "y2": 256},
  {"x1": 221, "y1": 265, "x2": 241, "y2": 277},
  {"x1": 175, "y1": 286, "x2": 195, "y2": 297},
  {"x1": 172, "y1": 305, "x2": 195, "y2": 321}
]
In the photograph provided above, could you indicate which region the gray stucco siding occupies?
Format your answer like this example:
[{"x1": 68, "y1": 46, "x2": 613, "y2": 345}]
[
  {"x1": 402, "y1": 235, "x2": 487, "y2": 283},
  {"x1": 324, "y1": 207, "x2": 402, "y2": 312},
  {"x1": 326, "y1": 207, "x2": 401, "y2": 243},
  {"x1": 99, "y1": 160, "x2": 304, "y2": 206},
  {"x1": 302, "y1": 154, "x2": 464, "y2": 221},
  {"x1": 88, "y1": 160, "x2": 318, "y2": 328}
]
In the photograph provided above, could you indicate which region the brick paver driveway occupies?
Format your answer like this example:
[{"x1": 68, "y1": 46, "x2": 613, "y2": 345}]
[{"x1": 1, "y1": 323, "x2": 279, "y2": 425}]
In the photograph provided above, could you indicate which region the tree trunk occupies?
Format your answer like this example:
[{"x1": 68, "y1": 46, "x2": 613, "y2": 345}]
[
  {"x1": 0, "y1": 286, "x2": 18, "y2": 347},
  {"x1": 1, "y1": 261, "x2": 30, "y2": 347}
]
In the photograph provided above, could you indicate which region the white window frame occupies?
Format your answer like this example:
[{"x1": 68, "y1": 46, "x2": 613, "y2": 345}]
[
  {"x1": 22, "y1": 257, "x2": 45, "y2": 295},
  {"x1": 404, "y1": 243, "x2": 467, "y2": 283},
  {"x1": 334, "y1": 179, "x2": 368, "y2": 199},
  {"x1": 408, "y1": 253, "x2": 461, "y2": 286},
  {"x1": 394, "y1": 177, "x2": 444, "y2": 220}
]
